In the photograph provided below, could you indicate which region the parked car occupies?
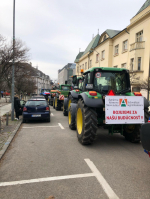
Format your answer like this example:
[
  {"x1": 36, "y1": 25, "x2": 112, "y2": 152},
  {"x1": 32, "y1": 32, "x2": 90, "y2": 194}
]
[
  {"x1": 23, "y1": 99, "x2": 50, "y2": 123},
  {"x1": 31, "y1": 95, "x2": 45, "y2": 99},
  {"x1": 3, "y1": 91, "x2": 10, "y2": 96}
]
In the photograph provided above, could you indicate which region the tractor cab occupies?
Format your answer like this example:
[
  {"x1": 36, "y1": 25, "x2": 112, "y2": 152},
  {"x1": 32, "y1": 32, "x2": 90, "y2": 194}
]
[
  {"x1": 72, "y1": 75, "x2": 84, "y2": 91},
  {"x1": 83, "y1": 67, "x2": 131, "y2": 95}
]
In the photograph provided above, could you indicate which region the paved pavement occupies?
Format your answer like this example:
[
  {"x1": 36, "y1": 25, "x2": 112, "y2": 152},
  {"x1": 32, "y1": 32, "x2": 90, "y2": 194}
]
[
  {"x1": 0, "y1": 106, "x2": 150, "y2": 199},
  {"x1": 0, "y1": 104, "x2": 11, "y2": 117}
]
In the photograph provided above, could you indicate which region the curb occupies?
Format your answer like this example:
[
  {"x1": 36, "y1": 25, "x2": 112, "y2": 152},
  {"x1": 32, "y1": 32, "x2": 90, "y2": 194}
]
[{"x1": 0, "y1": 120, "x2": 22, "y2": 160}]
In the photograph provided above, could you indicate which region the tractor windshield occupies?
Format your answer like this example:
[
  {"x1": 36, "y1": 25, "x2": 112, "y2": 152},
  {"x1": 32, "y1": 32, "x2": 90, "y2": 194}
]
[
  {"x1": 93, "y1": 71, "x2": 129, "y2": 94},
  {"x1": 61, "y1": 86, "x2": 71, "y2": 91}
]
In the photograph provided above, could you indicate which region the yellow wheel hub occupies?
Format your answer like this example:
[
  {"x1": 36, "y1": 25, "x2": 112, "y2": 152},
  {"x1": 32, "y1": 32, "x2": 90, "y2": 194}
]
[
  {"x1": 55, "y1": 98, "x2": 57, "y2": 107},
  {"x1": 77, "y1": 108, "x2": 83, "y2": 135},
  {"x1": 68, "y1": 99, "x2": 71, "y2": 110},
  {"x1": 68, "y1": 111, "x2": 71, "y2": 125}
]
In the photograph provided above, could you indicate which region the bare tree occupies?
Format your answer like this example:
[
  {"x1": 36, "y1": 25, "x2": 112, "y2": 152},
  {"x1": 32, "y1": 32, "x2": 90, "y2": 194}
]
[
  {"x1": 129, "y1": 72, "x2": 140, "y2": 85},
  {"x1": 0, "y1": 36, "x2": 30, "y2": 93}
]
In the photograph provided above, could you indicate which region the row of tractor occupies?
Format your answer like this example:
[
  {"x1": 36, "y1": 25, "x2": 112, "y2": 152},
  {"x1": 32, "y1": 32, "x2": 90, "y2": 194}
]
[{"x1": 44, "y1": 67, "x2": 150, "y2": 154}]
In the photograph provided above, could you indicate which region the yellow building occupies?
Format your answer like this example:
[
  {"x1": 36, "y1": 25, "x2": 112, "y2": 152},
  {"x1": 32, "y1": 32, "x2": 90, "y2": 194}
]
[{"x1": 75, "y1": 0, "x2": 150, "y2": 98}]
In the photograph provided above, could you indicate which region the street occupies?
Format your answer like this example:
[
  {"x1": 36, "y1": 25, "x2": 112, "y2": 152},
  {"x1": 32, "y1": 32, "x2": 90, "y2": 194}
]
[{"x1": 0, "y1": 107, "x2": 150, "y2": 199}]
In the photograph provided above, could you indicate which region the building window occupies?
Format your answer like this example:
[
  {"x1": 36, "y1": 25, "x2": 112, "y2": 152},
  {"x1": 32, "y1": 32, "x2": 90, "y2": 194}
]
[
  {"x1": 138, "y1": 57, "x2": 141, "y2": 70},
  {"x1": 115, "y1": 45, "x2": 119, "y2": 55},
  {"x1": 82, "y1": 64, "x2": 84, "y2": 69},
  {"x1": 104, "y1": 35, "x2": 107, "y2": 41},
  {"x1": 85, "y1": 62, "x2": 87, "y2": 70},
  {"x1": 123, "y1": 40, "x2": 128, "y2": 51},
  {"x1": 77, "y1": 66, "x2": 79, "y2": 73},
  {"x1": 96, "y1": 53, "x2": 99, "y2": 62},
  {"x1": 114, "y1": 65, "x2": 118, "y2": 68},
  {"x1": 130, "y1": 58, "x2": 134, "y2": 71},
  {"x1": 132, "y1": 87, "x2": 140, "y2": 92},
  {"x1": 136, "y1": 30, "x2": 143, "y2": 42},
  {"x1": 121, "y1": 63, "x2": 126, "y2": 68},
  {"x1": 101, "y1": 50, "x2": 105, "y2": 59},
  {"x1": 90, "y1": 60, "x2": 92, "y2": 67}
]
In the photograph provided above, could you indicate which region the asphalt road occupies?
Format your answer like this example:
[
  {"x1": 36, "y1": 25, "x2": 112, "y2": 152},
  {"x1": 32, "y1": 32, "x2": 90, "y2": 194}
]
[{"x1": 0, "y1": 106, "x2": 150, "y2": 199}]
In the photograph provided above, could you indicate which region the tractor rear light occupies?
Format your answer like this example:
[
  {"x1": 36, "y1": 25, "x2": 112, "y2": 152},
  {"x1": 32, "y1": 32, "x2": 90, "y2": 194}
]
[
  {"x1": 89, "y1": 91, "x2": 97, "y2": 96},
  {"x1": 134, "y1": 92, "x2": 142, "y2": 96},
  {"x1": 23, "y1": 107, "x2": 27, "y2": 112},
  {"x1": 75, "y1": 89, "x2": 79, "y2": 92},
  {"x1": 46, "y1": 107, "x2": 49, "y2": 111},
  {"x1": 107, "y1": 90, "x2": 115, "y2": 96}
]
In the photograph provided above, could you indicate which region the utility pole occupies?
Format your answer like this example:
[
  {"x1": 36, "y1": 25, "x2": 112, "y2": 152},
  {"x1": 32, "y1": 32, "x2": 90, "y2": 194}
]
[{"x1": 11, "y1": 0, "x2": 15, "y2": 120}]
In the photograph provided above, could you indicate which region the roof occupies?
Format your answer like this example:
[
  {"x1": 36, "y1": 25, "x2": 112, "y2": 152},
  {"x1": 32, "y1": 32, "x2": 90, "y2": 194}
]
[
  {"x1": 105, "y1": 29, "x2": 121, "y2": 38},
  {"x1": 81, "y1": 34, "x2": 100, "y2": 57},
  {"x1": 58, "y1": 63, "x2": 76, "y2": 73},
  {"x1": 74, "y1": 52, "x2": 84, "y2": 63},
  {"x1": 84, "y1": 67, "x2": 128, "y2": 74},
  {"x1": 136, "y1": 0, "x2": 150, "y2": 16}
]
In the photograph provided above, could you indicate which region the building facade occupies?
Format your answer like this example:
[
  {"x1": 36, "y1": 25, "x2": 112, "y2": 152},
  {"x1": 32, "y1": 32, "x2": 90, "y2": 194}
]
[
  {"x1": 58, "y1": 63, "x2": 76, "y2": 85},
  {"x1": 75, "y1": 0, "x2": 150, "y2": 98},
  {"x1": 33, "y1": 68, "x2": 51, "y2": 94}
]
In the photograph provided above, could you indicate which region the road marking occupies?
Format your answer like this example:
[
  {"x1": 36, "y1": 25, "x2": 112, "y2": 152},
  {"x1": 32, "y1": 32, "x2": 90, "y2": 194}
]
[
  {"x1": 51, "y1": 113, "x2": 54, "y2": 116},
  {"x1": 0, "y1": 158, "x2": 119, "y2": 199},
  {"x1": 22, "y1": 126, "x2": 58, "y2": 128},
  {"x1": 85, "y1": 159, "x2": 119, "y2": 199},
  {"x1": 0, "y1": 173, "x2": 95, "y2": 187},
  {"x1": 58, "y1": 123, "x2": 64, "y2": 129}
]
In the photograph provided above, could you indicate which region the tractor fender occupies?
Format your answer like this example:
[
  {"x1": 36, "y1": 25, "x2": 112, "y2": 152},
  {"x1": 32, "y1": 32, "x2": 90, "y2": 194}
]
[
  {"x1": 141, "y1": 123, "x2": 150, "y2": 151},
  {"x1": 64, "y1": 98, "x2": 68, "y2": 111},
  {"x1": 70, "y1": 103, "x2": 77, "y2": 123},
  {"x1": 144, "y1": 97, "x2": 149, "y2": 109},
  {"x1": 68, "y1": 91, "x2": 78, "y2": 99},
  {"x1": 79, "y1": 93, "x2": 104, "y2": 108}
]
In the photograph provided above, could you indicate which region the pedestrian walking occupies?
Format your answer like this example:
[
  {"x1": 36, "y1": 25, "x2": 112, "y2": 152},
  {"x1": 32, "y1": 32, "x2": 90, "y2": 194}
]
[
  {"x1": 1, "y1": 91, "x2": 3, "y2": 98},
  {"x1": 14, "y1": 94, "x2": 22, "y2": 120}
]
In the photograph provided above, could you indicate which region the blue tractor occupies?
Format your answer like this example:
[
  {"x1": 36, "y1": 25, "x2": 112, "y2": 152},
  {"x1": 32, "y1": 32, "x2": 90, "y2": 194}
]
[{"x1": 40, "y1": 88, "x2": 51, "y2": 100}]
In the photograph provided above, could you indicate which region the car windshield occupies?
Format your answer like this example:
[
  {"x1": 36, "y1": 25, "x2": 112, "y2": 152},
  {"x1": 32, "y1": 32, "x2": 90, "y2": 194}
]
[
  {"x1": 26, "y1": 100, "x2": 47, "y2": 106},
  {"x1": 93, "y1": 71, "x2": 128, "y2": 94},
  {"x1": 61, "y1": 86, "x2": 71, "y2": 91}
]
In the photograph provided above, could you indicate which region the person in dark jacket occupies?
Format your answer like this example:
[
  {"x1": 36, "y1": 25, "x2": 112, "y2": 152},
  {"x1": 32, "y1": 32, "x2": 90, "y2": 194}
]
[{"x1": 14, "y1": 95, "x2": 21, "y2": 120}]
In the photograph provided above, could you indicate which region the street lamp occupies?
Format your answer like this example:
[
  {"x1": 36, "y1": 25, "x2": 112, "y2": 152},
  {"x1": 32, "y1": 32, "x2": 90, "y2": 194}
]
[
  {"x1": 11, "y1": 0, "x2": 15, "y2": 120},
  {"x1": 90, "y1": 47, "x2": 100, "y2": 67}
]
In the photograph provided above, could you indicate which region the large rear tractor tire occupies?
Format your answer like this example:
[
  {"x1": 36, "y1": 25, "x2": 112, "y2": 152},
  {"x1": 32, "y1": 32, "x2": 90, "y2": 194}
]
[
  {"x1": 123, "y1": 124, "x2": 140, "y2": 143},
  {"x1": 63, "y1": 103, "x2": 68, "y2": 116},
  {"x1": 55, "y1": 97, "x2": 61, "y2": 111},
  {"x1": 76, "y1": 99, "x2": 98, "y2": 145},
  {"x1": 53, "y1": 97, "x2": 55, "y2": 109},
  {"x1": 68, "y1": 106, "x2": 76, "y2": 130},
  {"x1": 144, "y1": 108, "x2": 150, "y2": 122},
  {"x1": 68, "y1": 95, "x2": 78, "y2": 110},
  {"x1": 50, "y1": 100, "x2": 53, "y2": 106}
]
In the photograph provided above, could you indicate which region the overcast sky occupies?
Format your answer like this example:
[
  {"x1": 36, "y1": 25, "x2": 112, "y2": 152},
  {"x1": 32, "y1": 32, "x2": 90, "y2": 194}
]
[{"x1": 0, "y1": 0, "x2": 146, "y2": 80}]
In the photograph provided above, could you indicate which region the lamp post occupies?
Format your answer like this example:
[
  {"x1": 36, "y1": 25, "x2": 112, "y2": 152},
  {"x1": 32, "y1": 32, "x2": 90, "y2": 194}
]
[{"x1": 11, "y1": 0, "x2": 15, "y2": 120}]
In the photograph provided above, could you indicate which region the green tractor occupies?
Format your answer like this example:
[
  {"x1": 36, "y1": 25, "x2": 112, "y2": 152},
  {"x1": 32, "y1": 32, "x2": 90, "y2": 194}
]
[
  {"x1": 68, "y1": 67, "x2": 149, "y2": 144},
  {"x1": 53, "y1": 84, "x2": 72, "y2": 111},
  {"x1": 63, "y1": 75, "x2": 84, "y2": 116},
  {"x1": 49, "y1": 86, "x2": 59, "y2": 106}
]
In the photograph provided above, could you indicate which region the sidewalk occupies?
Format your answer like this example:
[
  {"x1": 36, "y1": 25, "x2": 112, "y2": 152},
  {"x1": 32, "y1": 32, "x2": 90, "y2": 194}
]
[{"x1": 0, "y1": 104, "x2": 11, "y2": 117}]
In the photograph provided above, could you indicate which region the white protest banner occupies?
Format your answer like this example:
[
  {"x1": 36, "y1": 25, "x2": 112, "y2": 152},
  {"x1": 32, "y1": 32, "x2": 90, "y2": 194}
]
[{"x1": 105, "y1": 96, "x2": 144, "y2": 124}]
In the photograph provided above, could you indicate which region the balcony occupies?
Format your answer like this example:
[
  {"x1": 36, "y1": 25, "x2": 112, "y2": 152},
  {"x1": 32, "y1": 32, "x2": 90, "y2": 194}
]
[{"x1": 130, "y1": 41, "x2": 145, "y2": 51}]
